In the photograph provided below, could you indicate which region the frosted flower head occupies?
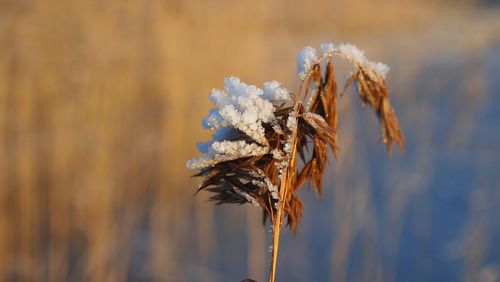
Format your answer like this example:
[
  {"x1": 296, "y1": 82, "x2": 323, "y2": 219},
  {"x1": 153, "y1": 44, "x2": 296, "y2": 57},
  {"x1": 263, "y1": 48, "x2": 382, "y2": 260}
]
[
  {"x1": 201, "y1": 77, "x2": 281, "y2": 144},
  {"x1": 189, "y1": 76, "x2": 293, "y2": 170},
  {"x1": 296, "y1": 46, "x2": 318, "y2": 79}
]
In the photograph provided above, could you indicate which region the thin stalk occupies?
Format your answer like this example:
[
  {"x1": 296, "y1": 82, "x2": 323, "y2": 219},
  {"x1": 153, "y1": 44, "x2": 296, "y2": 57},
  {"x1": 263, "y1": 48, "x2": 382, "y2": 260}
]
[
  {"x1": 268, "y1": 145, "x2": 297, "y2": 282},
  {"x1": 269, "y1": 85, "x2": 304, "y2": 282},
  {"x1": 268, "y1": 171, "x2": 287, "y2": 282}
]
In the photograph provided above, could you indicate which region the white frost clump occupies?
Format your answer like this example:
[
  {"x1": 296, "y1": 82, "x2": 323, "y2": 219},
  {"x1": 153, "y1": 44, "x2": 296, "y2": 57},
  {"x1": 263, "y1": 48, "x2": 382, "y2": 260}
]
[
  {"x1": 336, "y1": 43, "x2": 367, "y2": 65},
  {"x1": 367, "y1": 61, "x2": 390, "y2": 78},
  {"x1": 286, "y1": 111, "x2": 297, "y2": 131},
  {"x1": 296, "y1": 46, "x2": 318, "y2": 79},
  {"x1": 202, "y1": 77, "x2": 277, "y2": 144},
  {"x1": 263, "y1": 81, "x2": 290, "y2": 104},
  {"x1": 187, "y1": 140, "x2": 269, "y2": 170},
  {"x1": 336, "y1": 43, "x2": 390, "y2": 79}
]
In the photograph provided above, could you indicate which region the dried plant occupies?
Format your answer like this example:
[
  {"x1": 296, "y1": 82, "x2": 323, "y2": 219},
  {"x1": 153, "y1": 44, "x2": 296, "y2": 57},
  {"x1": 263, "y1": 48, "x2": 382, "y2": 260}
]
[{"x1": 187, "y1": 42, "x2": 404, "y2": 282}]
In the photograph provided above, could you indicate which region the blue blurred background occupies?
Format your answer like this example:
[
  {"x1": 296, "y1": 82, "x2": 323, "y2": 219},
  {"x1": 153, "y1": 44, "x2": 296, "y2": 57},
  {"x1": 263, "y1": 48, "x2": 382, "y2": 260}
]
[{"x1": 1, "y1": 0, "x2": 499, "y2": 281}]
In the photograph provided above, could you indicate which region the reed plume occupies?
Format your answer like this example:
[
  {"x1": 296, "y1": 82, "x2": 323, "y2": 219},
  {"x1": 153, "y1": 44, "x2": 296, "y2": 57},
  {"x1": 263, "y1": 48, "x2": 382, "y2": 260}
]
[{"x1": 187, "y1": 42, "x2": 404, "y2": 282}]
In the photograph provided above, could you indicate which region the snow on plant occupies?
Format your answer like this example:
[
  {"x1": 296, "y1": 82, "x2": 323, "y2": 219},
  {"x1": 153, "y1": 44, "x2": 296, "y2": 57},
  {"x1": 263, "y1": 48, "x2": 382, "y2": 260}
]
[
  {"x1": 187, "y1": 42, "x2": 405, "y2": 282},
  {"x1": 296, "y1": 46, "x2": 318, "y2": 79}
]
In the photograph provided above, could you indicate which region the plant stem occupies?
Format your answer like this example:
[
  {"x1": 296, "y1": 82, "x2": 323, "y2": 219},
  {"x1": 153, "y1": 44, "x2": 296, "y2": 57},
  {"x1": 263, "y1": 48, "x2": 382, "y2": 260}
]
[
  {"x1": 269, "y1": 128, "x2": 299, "y2": 282},
  {"x1": 268, "y1": 173, "x2": 287, "y2": 282}
]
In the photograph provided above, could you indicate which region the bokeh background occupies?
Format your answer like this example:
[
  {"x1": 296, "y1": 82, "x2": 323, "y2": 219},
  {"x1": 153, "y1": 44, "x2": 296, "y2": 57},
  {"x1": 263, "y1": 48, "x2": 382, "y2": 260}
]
[{"x1": 1, "y1": 0, "x2": 499, "y2": 281}]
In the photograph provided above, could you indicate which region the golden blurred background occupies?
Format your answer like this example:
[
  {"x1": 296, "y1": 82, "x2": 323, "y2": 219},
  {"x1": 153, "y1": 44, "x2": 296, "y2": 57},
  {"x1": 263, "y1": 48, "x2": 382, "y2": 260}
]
[{"x1": 1, "y1": 0, "x2": 499, "y2": 281}]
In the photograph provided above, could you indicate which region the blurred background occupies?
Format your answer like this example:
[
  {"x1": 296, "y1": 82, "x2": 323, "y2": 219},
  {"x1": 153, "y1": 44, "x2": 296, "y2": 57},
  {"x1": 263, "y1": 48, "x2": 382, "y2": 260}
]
[{"x1": 1, "y1": 0, "x2": 499, "y2": 281}]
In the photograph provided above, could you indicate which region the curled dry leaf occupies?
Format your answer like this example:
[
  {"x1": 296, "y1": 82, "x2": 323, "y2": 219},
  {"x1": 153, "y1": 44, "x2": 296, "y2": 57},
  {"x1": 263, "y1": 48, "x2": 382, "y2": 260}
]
[{"x1": 355, "y1": 66, "x2": 405, "y2": 152}]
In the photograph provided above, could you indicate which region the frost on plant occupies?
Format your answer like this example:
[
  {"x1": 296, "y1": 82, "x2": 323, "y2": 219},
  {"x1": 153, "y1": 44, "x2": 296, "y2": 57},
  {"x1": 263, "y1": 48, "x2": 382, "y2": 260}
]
[
  {"x1": 187, "y1": 140, "x2": 270, "y2": 170},
  {"x1": 201, "y1": 77, "x2": 277, "y2": 145},
  {"x1": 335, "y1": 43, "x2": 390, "y2": 79},
  {"x1": 188, "y1": 41, "x2": 405, "y2": 282},
  {"x1": 320, "y1": 42, "x2": 335, "y2": 54},
  {"x1": 188, "y1": 41, "x2": 404, "y2": 233},
  {"x1": 263, "y1": 81, "x2": 290, "y2": 104},
  {"x1": 296, "y1": 46, "x2": 318, "y2": 79}
]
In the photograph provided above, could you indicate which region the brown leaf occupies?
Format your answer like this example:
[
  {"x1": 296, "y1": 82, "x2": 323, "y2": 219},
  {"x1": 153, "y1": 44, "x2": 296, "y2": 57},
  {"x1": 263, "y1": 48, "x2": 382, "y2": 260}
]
[
  {"x1": 355, "y1": 66, "x2": 405, "y2": 152},
  {"x1": 285, "y1": 193, "x2": 303, "y2": 234}
]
